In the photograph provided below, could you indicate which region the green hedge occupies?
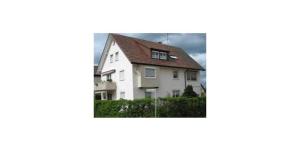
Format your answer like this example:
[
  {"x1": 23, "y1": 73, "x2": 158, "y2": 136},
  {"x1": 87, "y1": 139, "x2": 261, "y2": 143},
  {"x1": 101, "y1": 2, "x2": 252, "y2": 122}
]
[{"x1": 94, "y1": 97, "x2": 206, "y2": 118}]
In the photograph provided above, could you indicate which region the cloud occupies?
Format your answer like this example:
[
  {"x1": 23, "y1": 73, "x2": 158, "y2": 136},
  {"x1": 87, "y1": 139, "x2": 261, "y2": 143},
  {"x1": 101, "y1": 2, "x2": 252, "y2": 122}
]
[{"x1": 94, "y1": 33, "x2": 108, "y2": 65}]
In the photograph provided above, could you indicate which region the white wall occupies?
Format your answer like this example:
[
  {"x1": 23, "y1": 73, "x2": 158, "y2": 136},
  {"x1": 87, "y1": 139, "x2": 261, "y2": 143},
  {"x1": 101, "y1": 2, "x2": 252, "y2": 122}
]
[
  {"x1": 132, "y1": 64, "x2": 201, "y2": 99},
  {"x1": 101, "y1": 39, "x2": 134, "y2": 100}
]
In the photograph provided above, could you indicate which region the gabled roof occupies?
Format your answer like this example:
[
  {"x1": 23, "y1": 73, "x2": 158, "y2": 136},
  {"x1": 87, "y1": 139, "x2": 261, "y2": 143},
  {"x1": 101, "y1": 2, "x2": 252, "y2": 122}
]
[
  {"x1": 111, "y1": 34, "x2": 205, "y2": 70},
  {"x1": 111, "y1": 34, "x2": 204, "y2": 70}
]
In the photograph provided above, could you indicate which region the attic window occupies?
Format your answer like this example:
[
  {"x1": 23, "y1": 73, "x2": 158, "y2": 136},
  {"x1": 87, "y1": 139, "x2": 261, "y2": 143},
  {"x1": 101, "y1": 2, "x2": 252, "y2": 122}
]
[
  {"x1": 151, "y1": 49, "x2": 168, "y2": 60},
  {"x1": 112, "y1": 41, "x2": 115, "y2": 46},
  {"x1": 152, "y1": 51, "x2": 159, "y2": 59},
  {"x1": 159, "y1": 52, "x2": 167, "y2": 60}
]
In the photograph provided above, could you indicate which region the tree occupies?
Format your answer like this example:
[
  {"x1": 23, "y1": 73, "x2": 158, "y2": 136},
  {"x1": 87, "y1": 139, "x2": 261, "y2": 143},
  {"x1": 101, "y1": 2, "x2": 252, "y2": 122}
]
[{"x1": 182, "y1": 85, "x2": 198, "y2": 97}]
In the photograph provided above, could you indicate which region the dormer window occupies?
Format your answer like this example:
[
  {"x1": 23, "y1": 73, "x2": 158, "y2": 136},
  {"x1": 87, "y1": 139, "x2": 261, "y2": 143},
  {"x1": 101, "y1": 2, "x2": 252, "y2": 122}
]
[
  {"x1": 159, "y1": 52, "x2": 167, "y2": 60},
  {"x1": 151, "y1": 49, "x2": 168, "y2": 60},
  {"x1": 152, "y1": 51, "x2": 159, "y2": 59}
]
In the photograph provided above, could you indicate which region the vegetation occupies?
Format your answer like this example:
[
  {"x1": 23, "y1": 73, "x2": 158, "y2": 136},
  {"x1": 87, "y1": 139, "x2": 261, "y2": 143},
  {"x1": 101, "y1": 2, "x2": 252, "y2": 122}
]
[
  {"x1": 94, "y1": 96, "x2": 206, "y2": 118},
  {"x1": 182, "y1": 85, "x2": 198, "y2": 97}
]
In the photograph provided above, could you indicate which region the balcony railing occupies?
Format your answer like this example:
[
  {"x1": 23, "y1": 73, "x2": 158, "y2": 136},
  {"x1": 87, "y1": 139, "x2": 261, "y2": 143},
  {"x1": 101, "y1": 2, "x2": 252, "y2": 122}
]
[{"x1": 95, "y1": 81, "x2": 116, "y2": 91}]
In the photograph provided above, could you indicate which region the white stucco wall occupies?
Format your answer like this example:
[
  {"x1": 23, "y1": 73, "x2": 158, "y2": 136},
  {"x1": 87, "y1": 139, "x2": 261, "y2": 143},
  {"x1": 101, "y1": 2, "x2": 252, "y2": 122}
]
[{"x1": 101, "y1": 40, "x2": 134, "y2": 100}]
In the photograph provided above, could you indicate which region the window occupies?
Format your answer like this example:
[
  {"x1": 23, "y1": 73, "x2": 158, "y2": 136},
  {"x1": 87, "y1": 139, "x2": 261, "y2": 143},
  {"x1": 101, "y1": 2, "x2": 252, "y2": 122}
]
[
  {"x1": 159, "y1": 52, "x2": 167, "y2": 60},
  {"x1": 152, "y1": 51, "x2": 159, "y2": 59},
  {"x1": 173, "y1": 71, "x2": 178, "y2": 79},
  {"x1": 187, "y1": 71, "x2": 197, "y2": 81},
  {"x1": 110, "y1": 54, "x2": 113, "y2": 63},
  {"x1": 115, "y1": 52, "x2": 119, "y2": 61},
  {"x1": 144, "y1": 67, "x2": 156, "y2": 78},
  {"x1": 120, "y1": 92, "x2": 125, "y2": 99},
  {"x1": 145, "y1": 92, "x2": 152, "y2": 98},
  {"x1": 119, "y1": 70, "x2": 124, "y2": 81},
  {"x1": 102, "y1": 92, "x2": 107, "y2": 100},
  {"x1": 112, "y1": 41, "x2": 115, "y2": 46},
  {"x1": 106, "y1": 74, "x2": 111, "y2": 81},
  {"x1": 172, "y1": 90, "x2": 180, "y2": 97}
]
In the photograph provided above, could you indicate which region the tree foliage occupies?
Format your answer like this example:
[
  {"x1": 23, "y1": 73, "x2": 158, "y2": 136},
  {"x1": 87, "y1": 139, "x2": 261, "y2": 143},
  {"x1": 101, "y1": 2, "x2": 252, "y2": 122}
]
[{"x1": 182, "y1": 85, "x2": 198, "y2": 97}]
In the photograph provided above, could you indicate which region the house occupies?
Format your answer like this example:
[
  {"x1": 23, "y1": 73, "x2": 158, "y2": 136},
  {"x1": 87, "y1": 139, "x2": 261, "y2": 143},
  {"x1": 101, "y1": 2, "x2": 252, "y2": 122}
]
[{"x1": 94, "y1": 33, "x2": 205, "y2": 100}]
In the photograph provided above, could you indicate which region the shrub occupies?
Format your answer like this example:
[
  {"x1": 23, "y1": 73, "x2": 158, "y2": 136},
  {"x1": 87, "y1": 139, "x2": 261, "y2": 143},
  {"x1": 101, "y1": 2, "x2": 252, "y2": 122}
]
[
  {"x1": 182, "y1": 85, "x2": 198, "y2": 97},
  {"x1": 94, "y1": 97, "x2": 206, "y2": 118}
]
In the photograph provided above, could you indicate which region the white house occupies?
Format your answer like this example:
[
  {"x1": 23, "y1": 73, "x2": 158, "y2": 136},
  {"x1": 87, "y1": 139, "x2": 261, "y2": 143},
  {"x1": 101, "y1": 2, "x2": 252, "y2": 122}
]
[{"x1": 94, "y1": 34, "x2": 205, "y2": 100}]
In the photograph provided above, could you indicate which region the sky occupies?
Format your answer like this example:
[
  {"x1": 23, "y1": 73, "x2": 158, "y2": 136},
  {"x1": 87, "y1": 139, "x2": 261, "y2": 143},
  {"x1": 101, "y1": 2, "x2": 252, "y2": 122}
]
[{"x1": 94, "y1": 33, "x2": 206, "y2": 85}]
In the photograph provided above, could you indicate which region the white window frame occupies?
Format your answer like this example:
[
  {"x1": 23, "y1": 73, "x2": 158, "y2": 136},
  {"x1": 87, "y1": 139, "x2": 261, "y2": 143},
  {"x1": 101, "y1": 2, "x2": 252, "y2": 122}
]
[
  {"x1": 115, "y1": 52, "x2": 119, "y2": 61},
  {"x1": 173, "y1": 70, "x2": 178, "y2": 79},
  {"x1": 145, "y1": 91, "x2": 152, "y2": 98},
  {"x1": 110, "y1": 54, "x2": 113, "y2": 63},
  {"x1": 119, "y1": 70, "x2": 125, "y2": 81},
  {"x1": 172, "y1": 90, "x2": 180, "y2": 97},
  {"x1": 151, "y1": 50, "x2": 159, "y2": 59},
  {"x1": 144, "y1": 67, "x2": 156, "y2": 78},
  {"x1": 120, "y1": 91, "x2": 125, "y2": 99},
  {"x1": 159, "y1": 52, "x2": 167, "y2": 60},
  {"x1": 187, "y1": 71, "x2": 197, "y2": 81}
]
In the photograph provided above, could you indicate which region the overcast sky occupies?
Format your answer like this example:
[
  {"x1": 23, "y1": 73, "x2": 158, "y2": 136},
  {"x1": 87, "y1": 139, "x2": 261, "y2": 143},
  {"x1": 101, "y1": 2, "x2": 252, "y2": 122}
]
[{"x1": 94, "y1": 33, "x2": 206, "y2": 85}]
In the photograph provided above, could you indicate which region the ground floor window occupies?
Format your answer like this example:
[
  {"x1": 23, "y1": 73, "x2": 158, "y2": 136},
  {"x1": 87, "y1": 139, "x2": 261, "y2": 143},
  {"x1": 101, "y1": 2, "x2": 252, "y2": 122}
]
[
  {"x1": 172, "y1": 90, "x2": 180, "y2": 97},
  {"x1": 95, "y1": 94, "x2": 101, "y2": 100},
  {"x1": 145, "y1": 92, "x2": 152, "y2": 98},
  {"x1": 120, "y1": 91, "x2": 125, "y2": 99},
  {"x1": 102, "y1": 92, "x2": 107, "y2": 100}
]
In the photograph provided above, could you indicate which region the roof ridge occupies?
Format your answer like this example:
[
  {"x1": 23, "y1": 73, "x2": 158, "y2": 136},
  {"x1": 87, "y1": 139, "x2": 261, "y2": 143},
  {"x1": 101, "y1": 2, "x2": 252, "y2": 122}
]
[{"x1": 111, "y1": 33, "x2": 182, "y2": 50}]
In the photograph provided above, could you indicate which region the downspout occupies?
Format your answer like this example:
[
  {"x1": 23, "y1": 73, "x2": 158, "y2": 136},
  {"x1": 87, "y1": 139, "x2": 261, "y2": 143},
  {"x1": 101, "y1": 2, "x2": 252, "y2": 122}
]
[{"x1": 184, "y1": 70, "x2": 187, "y2": 88}]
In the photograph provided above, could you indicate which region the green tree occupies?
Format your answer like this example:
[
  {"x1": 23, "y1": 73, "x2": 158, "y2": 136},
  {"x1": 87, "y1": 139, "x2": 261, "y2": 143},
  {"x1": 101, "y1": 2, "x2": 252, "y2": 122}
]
[{"x1": 182, "y1": 85, "x2": 198, "y2": 97}]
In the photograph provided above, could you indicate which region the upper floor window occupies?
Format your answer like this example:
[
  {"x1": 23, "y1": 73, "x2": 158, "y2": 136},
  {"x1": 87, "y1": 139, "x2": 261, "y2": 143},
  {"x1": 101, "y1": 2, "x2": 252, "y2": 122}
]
[
  {"x1": 152, "y1": 51, "x2": 159, "y2": 59},
  {"x1": 115, "y1": 52, "x2": 119, "y2": 61},
  {"x1": 159, "y1": 52, "x2": 167, "y2": 60},
  {"x1": 112, "y1": 41, "x2": 115, "y2": 46},
  {"x1": 110, "y1": 54, "x2": 113, "y2": 63},
  {"x1": 187, "y1": 71, "x2": 197, "y2": 81},
  {"x1": 119, "y1": 70, "x2": 125, "y2": 81},
  {"x1": 144, "y1": 67, "x2": 156, "y2": 78},
  {"x1": 106, "y1": 74, "x2": 112, "y2": 81},
  {"x1": 172, "y1": 90, "x2": 180, "y2": 97},
  {"x1": 173, "y1": 71, "x2": 178, "y2": 79}
]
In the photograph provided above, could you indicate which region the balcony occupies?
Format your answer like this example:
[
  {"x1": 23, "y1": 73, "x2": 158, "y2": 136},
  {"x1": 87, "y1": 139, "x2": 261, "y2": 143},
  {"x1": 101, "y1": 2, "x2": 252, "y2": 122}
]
[{"x1": 95, "y1": 81, "x2": 116, "y2": 91}]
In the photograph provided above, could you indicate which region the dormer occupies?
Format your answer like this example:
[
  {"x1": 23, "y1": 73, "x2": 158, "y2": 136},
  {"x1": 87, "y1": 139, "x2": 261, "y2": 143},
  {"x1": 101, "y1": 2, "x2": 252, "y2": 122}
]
[{"x1": 151, "y1": 48, "x2": 169, "y2": 60}]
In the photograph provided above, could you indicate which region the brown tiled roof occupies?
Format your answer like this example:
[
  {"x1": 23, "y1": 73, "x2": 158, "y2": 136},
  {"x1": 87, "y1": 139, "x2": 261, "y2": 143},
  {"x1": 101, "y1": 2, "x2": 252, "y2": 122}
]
[{"x1": 111, "y1": 34, "x2": 205, "y2": 70}]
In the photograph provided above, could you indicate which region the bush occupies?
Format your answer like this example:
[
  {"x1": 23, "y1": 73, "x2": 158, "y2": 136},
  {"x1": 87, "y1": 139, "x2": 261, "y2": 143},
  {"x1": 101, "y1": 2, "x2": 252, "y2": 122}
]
[
  {"x1": 94, "y1": 97, "x2": 206, "y2": 118},
  {"x1": 182, "y1": 85, "x2": 198, "y2": 97}
]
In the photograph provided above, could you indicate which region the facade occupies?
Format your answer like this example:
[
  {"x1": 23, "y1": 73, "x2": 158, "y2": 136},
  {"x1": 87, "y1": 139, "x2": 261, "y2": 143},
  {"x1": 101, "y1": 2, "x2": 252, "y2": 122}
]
[{"x1": 94, "y1": 34, "x2": 205, "y2": 100}]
